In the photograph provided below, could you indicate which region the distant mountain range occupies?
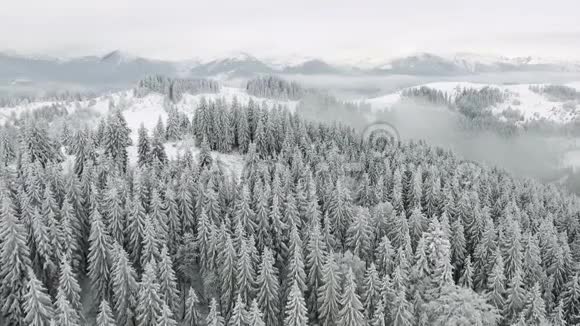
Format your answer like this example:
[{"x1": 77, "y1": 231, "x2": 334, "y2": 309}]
[{"x1": 2, "y1": 50, "x2": 580, "y2": 88}]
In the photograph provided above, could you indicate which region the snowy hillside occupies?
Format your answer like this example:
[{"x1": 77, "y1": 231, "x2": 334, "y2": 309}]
[
  {"x1": 0, "y1": 86, "x2": 299, "y2": 138},
  {"x1": 1, "y1": 86, "x2": 299, "y2": 177},
  {"x1": 366, "y1": 81, "x2": 580, "y2": 123}
]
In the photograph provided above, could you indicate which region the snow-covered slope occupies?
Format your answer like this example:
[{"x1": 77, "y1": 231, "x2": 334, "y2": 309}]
[
  {"x1": 366, "y1": 81, "x2": 580, "y2": 124},
  {"x1": 0, "y1": 87, "x2": 299, "y2": 138},
  {"x1": 0, "y1": 86, "x2": 297, "y2": 177}
]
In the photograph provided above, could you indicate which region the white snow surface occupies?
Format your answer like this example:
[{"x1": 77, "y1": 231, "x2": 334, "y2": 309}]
[{"x1": 365, "y1": 81, "x2": 580, "y2": 123}]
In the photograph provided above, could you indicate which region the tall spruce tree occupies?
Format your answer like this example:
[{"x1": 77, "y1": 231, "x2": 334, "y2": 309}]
[
  {"x1": 338, "y1": 268, "x2": 366, "y2": 326},
  {"x1": 88, "y1": 206, "x2": 112, "y2": 303},
  {"x1": 318, "y1": 252, "x2": 341, "y2": 326},
  {"x1": 183, "y1": 287, "x2": 201, "y2": 326},
  {"x1": 136, "y1": 260, "x2": 162, "y2": 326},
  {"x1": 23, "y1": 270, "x2": 54, "y2": 326},
  {"x1": 207, "y1": 298, "x2": 225, "y2": 326},
  {"x1": 157, "y1": 302, "x2": 178, "y2": 326},
  {"x1": 256, "y1": 247, "x2": 280, "y2": 326},
  {"x1": 247, "y1": 299, "x2": 266, "y2": 326},
  {"x1": 96, "y1": 299, "x2": 115, "y2": 326},
  {"x1": 111, "y1": 243, "x2": 138, "y2": 326},
  {"x1": 284, "y1": 280, "x2": 308, "y2": 326},
  {"x1": 0, "y1": 193, "x2": 32, "y2": 324}
]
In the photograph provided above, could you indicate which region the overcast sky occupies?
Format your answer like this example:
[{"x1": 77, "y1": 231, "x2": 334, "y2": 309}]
[{"x1": 2, "y1": 0, "x2": 580, "y2": 62}]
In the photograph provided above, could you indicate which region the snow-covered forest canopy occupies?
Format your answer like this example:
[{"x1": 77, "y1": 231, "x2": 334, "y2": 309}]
[{"x1": 0, "y1": 82, "x2": 579, "y2": 326}]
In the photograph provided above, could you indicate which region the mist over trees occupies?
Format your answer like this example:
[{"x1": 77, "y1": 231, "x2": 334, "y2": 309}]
[{"x1": 0, "y1": 85, "x2": 579, "y2": 326}]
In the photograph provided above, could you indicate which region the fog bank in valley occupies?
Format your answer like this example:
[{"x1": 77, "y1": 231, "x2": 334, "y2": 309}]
[{"x1": 372, "y1": 100, "x2": 570, "y2": 182}]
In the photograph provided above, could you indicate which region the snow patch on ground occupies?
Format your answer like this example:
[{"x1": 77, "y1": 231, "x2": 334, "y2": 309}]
[
  {"x1": 126, "y1": 138, "x2": 245, "y2": 178},
  {"x1": 364, "y1": 92, "x2": 402, "y2": 112}
]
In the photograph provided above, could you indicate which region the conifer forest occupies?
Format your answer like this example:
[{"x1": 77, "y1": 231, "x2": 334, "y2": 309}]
[{"x1": 1, "y1": 89, "x2": 580, "y2": 326}]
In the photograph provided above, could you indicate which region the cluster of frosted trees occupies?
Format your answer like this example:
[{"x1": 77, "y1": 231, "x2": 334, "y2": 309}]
[
  {"x1": 135, "y1": 75, "x2": 220, "y2": 101},
  {"x1": 246, "y1": 76, "x2": 305, "y2": 101},
  {"x1": 529, "y1": 85, "x2": 579, "y2": 102},
  {"x1": 401, "y1": 87, "x2": 451, "y2": 107},
  {"x1": 0, "y1": 91, "x2": 96, "y2": 108},
  {"x1": 1, "y1": 92, "x2": 580, "y2": 326}
]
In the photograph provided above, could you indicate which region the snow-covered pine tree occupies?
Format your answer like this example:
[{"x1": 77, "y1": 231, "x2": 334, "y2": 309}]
[
  {"x1": 111, "y1": 243, "x2": 138, "y2": 326},
  {"x1": 165, "y1": 107, "x2": 181, "y2": 142},
  {"x1": 487, "y1": 248, "x2": 506, "y2": 309},
  {"x1": 523, "y1": 283, "x2": 546, "y2": 325},
  {"x1": 362, "y1": 263, "x2": 381, "y2": 319},
  {"x1": 183, "y1": 287, "x2": 201, "y2": 326},
  {"x1": 57, "y1": 258, "x2": 82, "y2": 316},
  {"x1": 318, "y1": 252, "x2": 341, "y2": 326},
  {"x1": 150, "y1": 121, "x2": 167, "y2": 165},
  {"x1": 346, "y1": 206, "x2": 372, "y2": 260},
  {"x1": 338, "y1": 268, "x2": 365, "y2": 326},
  {"x1": 284, "y1": 280, "x2": 308, "y2": 326},
  {"x1": 256, "y1": 246, "x2": 280, "y2": 326},
  {"x1": 60, "y1": 199, "x2": 81, "y2": 268},
  {"x1": 126, "y1": 192, "x2": 147, "y2": 269},
  {"x1": 137, "y1": 123, "x2": 151, "y2": 167},
  {"x1": 285, "y1": 223, "x2": 306, "y2": 298},
  {"x1": 24, "y1": 270, "x2": 54, "y2": 326},
  {"x1": 87, "y1": 205, "x2": 112, "y2": 303},
  {"x1": 247, "y1": 299, "x2": 266, "y2": 326},
  {"x1": 561, "y1": 273, "x2": 580, "y2": 325},
  {"x1": 103, "y1": 181, "x2": 125, "y2": 245},
  {"x1": 234, "y1": 184, "x2": 257, "y2": 236},
  {"x1": 229, "y1": 294, "x2": 247, "y2": 326},
  {"x1": 375, "y1": 235, "x2": 395, "y2": 276},
  {"x1": 199, "y1": 136, "x2": 213, "y2": 169},
  {"x1": 158, "y1": 245, "x2": 180, "y2": 315},
  {"x1": 54, "y1": 292, "x2": 81, "y2": 326},
  {"x1": 207, "y1": 298, "x2": 225, "y2": 326},
  {"x1": 157, "y1": 302, "x2": 178, "y2": 326},
  {"x1": 305, "y1": 217, "x2": 326, "y2": 322},
  {"x1": 505, "y1": 267, "x2": 527, "y2": 322},
  {"x1": 236, "y1": 237, "x2": 256, "y2": 303},
  {"x1": 103, "y1": 109, "x2": 131, "y2": 172},
  {"x1": 370, "y1": 299, "x2": 386, "y2": 326},
  {"x1": 459, "y1": 255, "x2": 474, "y2": 289},
  {"x1": 96, "y1": 299, "x2": 115, "y2": 326},
  {"x1": 218, "y1": 232, "x2": 237, "y2": 319},
  {"x1": 0, "y1": 192, "x2": 32, "y2": 324},
  {"x1": 141, "y1": 214, "x2": 161, "y2": 268},
  {"x1": 390, "y1": 284, "x2": 413, "y2": 326},
  {"x1": 136, "y1": 260, "x2": 163, "y2": 326},
  {"x1": 550, "y1": 299, "x2": 566, "y2": 326},
  {"x1": 408, "y1": 206, "x2": 426, "y2": 249}
]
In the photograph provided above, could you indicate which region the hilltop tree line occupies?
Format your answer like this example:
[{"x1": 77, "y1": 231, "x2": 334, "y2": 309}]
[
  {"x1": 136, "y1": 75, "x2": 221, "y2": 102},
  {"x1": 246, "y1": 76, "x2": 305, "y2": 101},
  {"x1": 529, "y1": 85, "x2": 580, "y2": 102},
  {"x1": 1, "y1": 89, "x2": 580, "y2": 326},
  {"x1": 0, "y1": 91, "x2": 98, "y2": 108}
]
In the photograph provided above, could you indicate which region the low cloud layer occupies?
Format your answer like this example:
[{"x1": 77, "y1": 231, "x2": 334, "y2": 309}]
[{"x1": 2, "y1": 0, "x2": 580, "y2": 60}]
